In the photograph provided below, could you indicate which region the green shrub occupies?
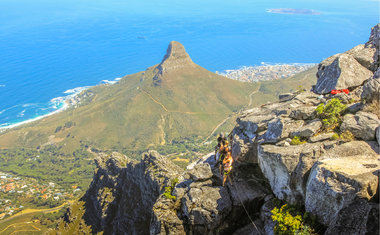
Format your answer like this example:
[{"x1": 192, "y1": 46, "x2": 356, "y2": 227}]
[
  {"x1": 330, "y1": 133, "x2": 339, "y2": 140},
  {"x1": 340, "y1": 130, "x2": 355, "y2": 142},
  {"x1": 330, "y1": 130, "x2": 354, "y2": 142},
  {"x1": 271, "y1": 204, "x2": 314, "y2": 235},
  {"x1": 315, "y1": 98, "x2": 346, "y2": 130},
  {"x1": 163, "y1": 178, "x2": 179, "y2": 200},
  {"x1": 291, "y1": 136, "x2": 306, "y2": 145}
]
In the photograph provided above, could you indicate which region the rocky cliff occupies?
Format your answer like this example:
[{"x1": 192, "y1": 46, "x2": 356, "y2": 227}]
[
  {"x1": 80, "y1": 151, "x2": 182, "y2": 234},
  {"x1": 62, "y1": 24, "x2": 380, "y2": 235}
]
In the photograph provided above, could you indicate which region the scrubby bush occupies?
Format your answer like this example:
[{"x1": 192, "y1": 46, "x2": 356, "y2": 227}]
[
  {"x1": 315, "y1": 98, "x2": 346, "y2": 130},
  {"x1": 330, "y1": 131, "x2": 354, "y2": 142},
  {"x1": 290, "y1": 136, "x2": 306, "y2": 145},
  {"x1": 339, "y1": 130, "x2": 355, "y2": 142},
  {"x1": 271, "y1": 204, "x2": 315, "y2": 235},
  {"x1": 330, "y1": 133, "x2": 339, "y2": 140},
  {"x1": 163, "y1": 178, "x2": 179, "y2": 200}
]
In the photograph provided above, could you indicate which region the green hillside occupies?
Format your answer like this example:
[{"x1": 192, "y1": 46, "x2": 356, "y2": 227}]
[
  {"x1": 0, "y1": 42, "x2": 256, "y2": 154},
  {"x1": 0, "y1": 41, "x2": 317, "y2": 200}
]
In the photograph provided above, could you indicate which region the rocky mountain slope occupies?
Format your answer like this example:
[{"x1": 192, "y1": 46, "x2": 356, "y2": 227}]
[{"x1": 59, "y1": 24, "x2": 379, "y2": 235}]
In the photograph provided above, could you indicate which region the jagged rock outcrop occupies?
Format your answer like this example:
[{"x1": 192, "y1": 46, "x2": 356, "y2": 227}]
[
  {"x1": 313, "y1": 53, "x2": 373, "y2": 94},
  {"x1": 306, "y1": 154, "x2": 379, "y2": 225},
  {"x1": 82, "y1": 151, "x2": 182, "y2": 235},
  {"x1": 313, "y1": 24, "x2": 380, "y2": 94},
  {"x1": 361, "y1": 68, "x2": 380, "y2": 102},
  {"x1": 151, "y1": 154, "x2": 271, "y2": 235},
  {"x1": 340, "y1": 111, "x2": 380, "y2": 140}
]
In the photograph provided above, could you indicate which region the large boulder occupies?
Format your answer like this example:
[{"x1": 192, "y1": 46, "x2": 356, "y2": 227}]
[
  {"x1": 324, "y1": 199, "x2": 379, "y2": 235},
  {"x1": 347, "y1": 44, "x2": 376, "y2": 71},
  {"x1": 361, "y1": 74, "x2": 380, "y2": 102},
  {"x1": 258, "y1": 142, "x2": 328, "y2": 204},
  {"x1": 187, "y1": 163, "x2": 213, "y2": 181},
  {"x1": 340, "y1": 111, "x2": 380, "y2": 140},
  {"x1": 289, "y1": 106, "x2": 317, "y2": 120},
  {"x1": 305, "y1": 155, "x2": 379, "y2": 226},
  {"x1": 314, "y1": 53, "x2": 373, "y2": 94},
  {"x1": 259, "y1": 118, "x2": 304, "y2": 144},
  {"x1": 290, "y1": 119, "x2": 322, "y2": 139},
  {"x1": 181, "y1": 186, "x2": 232, "y2": 233}
]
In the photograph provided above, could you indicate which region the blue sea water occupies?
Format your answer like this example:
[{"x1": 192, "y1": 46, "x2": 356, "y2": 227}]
[{"x1": 0, "y1": 0, "x2": 379, "y2": 128}]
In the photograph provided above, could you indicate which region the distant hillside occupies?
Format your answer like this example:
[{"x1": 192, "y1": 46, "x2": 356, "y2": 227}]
[
  {"x1": 0, "y1": 42, "x2": 317, "y2": 158},
  {"x1": 0, "y1": 42, "x2": 256, "y2": 152}
]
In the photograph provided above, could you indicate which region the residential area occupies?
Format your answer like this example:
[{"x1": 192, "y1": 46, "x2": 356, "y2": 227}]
[
  {"x1": 0, "y1": 171, "x2": 81, "y2": 220},
  {"x1": 217, "y1": 63, "x2": 316, "y2": 82}
]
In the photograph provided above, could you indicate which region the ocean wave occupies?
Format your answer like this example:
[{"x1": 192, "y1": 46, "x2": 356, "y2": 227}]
[
  {"x1": 0, "y1": 84, "x2": 5, "y2": 87},
  {"x1": 101, "y1": 79, "x2": 117, "y2": 85},
  {"x1": 17, "y1": 109, "x2": 26, "y2": 117},
  {"x1": 63, "y1": 86, "x2": 90, "y2": 94}
]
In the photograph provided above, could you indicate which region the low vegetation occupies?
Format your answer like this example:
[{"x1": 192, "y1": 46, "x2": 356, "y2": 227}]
[
  {"x1": 330, "y1": 130, "x2": 354, "y2": 142},
  {"x1": 315, "y1": 98, "x2": 346, "y2": 130},
  {"x1": 290, "y1": 136, "x2": 306, "y2": 145},
  {"x1": 271, "y1": 203, "x2": 320, "y2": 235},
  {"x1": 163, "y1": 178, "x2": 179, "y2": 200}
]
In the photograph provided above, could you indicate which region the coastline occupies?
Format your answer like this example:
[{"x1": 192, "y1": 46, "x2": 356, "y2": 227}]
[
  {"x1": 0, "y1": 78, "x2": 122, "y2": 132},
  {"x1": 0, "y1": 62, "x2": 315, "y2": 133}
]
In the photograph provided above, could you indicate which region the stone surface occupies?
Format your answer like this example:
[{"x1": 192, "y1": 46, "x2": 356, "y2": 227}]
[
  {"x1": 365, "y1": 23, "x2": 380, "y2": 49},
  {"x1": 324, "y1": 200, "x2": 379, "y2": 235},
  {"x1": 187, "y1": 163, "x2": 213, "y2": 181},
  {"x1": 305, "y1": 155, "x2": 380, "y2": 225},
  {"x1": 289, "y1": 106, "x2": 317, "y2": 120},
  {"x1": 361, "y1": 76, "x2": 380, "y2": 102},
  {"x1": 258, "y1": 142, "x2": 326, "y2": 204},
  {"x1": 309, "y1": 132, "x2": 335, "y2": 143},
  {"x1": 347, "y1": 44, "x2": 376, "y2": 70},
  {"x1": 82, "y1": 151, "x2": 182, "y2": 235},
  {"x1": 290, "y1": 119, "x2": 322, "y2": 139},
  {"x1": 314, "y1": 53, "x2": 373, "y2": 94},
  {"x1": 182, "y1": 186, "x2": 232, "y2": 233},
  {"x1": 340, "y1": 111, "x2": 380, "y2": 140}
]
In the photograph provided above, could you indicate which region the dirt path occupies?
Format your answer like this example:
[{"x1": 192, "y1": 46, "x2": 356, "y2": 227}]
[
  {"x1": 0, "y1": 202, "x2": 67, "y2": 225},
  {"x1": 248, "y1": 84, "x2": 261, "y2": 107},
  {"x1": 0, "y1": 222, "x2": 41, "y2": 235},
  {"x1": 202, "y1": 84, "x2": 261, "y2": 144},
  {"x1": 140, "y1": 88, "x2": 204, "y2": 115}
]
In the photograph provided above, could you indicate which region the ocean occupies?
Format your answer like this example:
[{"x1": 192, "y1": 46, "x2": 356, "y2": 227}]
[{"x1": 0, "y1": 0, "x2": 379, "y2": 128}]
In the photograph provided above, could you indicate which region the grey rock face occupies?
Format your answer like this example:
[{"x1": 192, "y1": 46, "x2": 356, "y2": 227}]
[
  {"x1": 305, "y1": 155, "x2": 379, "y2": 225},
  {"x1": 290, "y1": 119, "x2": 322, "y2": 139},
  {"x1": 309, "y1": 132, "x2": 335, "y2": 143},
  {"x1": 347, "y1": 44, "x2": 376, "y2": 70},
  {"x1": 258, "y1": 142, "x2": 327, "y2": 204},
  {"x1": 182, "y1": 186, "x2": 232, "y2": 233},
  {"x1": 340, "y1": 111, "x2": 380, "y2": 140},
  {"x1": 83, "y1": 151, "x2": 182, "y2": 235},
  {"x1": 324, "y1": 200, "x2": 379, "y2": 235},
  {"x1": 314, "y1": 53, "x2": 373, "y2": 94},
  {"x1": 151, "y1": 154, "x2": 271, "y2": 235},
  {"x1": 289, "y1": 106, "x2": 317, "y2": 120},
  {"x1": 361, "y1": 75, "x2": 380, "y2": 102},
  {"x1": 187, "y1": 163, "x2": 213, "y2": 181},
  {"x1": 365, "y1": 23, "x2": 380, "y2": 49}
]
